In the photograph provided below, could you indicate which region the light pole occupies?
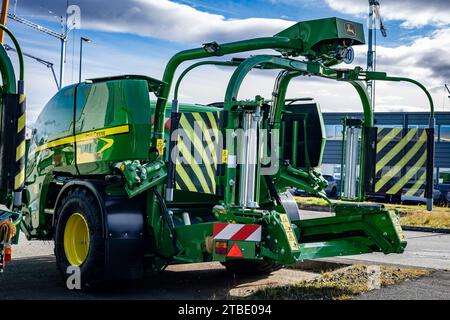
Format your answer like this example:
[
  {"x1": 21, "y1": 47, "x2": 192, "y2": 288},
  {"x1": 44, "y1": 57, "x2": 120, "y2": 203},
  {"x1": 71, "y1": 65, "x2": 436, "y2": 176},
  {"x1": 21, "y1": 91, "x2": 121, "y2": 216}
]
[
  {"x1": 79, "y1": 36, "x2": 91, "y2": 83},
  {"x1": 367, "y1": 0, "x2": 387, "y2": 112}
]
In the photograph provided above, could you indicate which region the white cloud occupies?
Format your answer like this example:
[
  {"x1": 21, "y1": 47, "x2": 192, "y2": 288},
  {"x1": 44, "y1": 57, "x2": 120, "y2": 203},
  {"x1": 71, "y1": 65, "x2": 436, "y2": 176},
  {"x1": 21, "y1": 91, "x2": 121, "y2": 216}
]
[
  {"x1": 10, "y1": 0, "x2": 450, "y2": 118},
  {"x1": 5, "y1": 21, "x2": 172, "y2": 123},
  {"x1": 351, "y1": 28, "x2": 450, "y2": 87},
  {"x1": 19, "y1": 0, "x2": 295, "y2": 43},
  {"x1": 340, "y1": 27, "x2": 450, "y2": 112},
  {"x1": 325, "y1": 0, "x2": 450, "y2": 28}
]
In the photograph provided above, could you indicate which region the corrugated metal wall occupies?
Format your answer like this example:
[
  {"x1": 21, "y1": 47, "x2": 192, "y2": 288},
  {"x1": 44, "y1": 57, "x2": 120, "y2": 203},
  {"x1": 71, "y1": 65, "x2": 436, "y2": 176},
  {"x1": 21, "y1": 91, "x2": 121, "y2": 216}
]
[{"x1": 322, "y1": 112, "x2": 450, "y2": 168}]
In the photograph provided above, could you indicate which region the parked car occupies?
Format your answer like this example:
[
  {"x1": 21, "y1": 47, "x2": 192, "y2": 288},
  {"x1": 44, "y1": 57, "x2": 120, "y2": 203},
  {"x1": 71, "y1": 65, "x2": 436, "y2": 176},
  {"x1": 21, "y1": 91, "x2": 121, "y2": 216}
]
[
  {"x1": 292, "y1": 188, "x2": 310, "y2": 197},
  {"x1": 293, "y1": 175, "x2": 339, "y2": 198},
  {"x1": 323, "y1": 175, "x2": 338, "y2": 198},
  {"x1": 400, "y1": 183, "x2": 442, "y2": 205},
  {"x1": 436, "y1": 184, "x2": 450, "y2": 205}
]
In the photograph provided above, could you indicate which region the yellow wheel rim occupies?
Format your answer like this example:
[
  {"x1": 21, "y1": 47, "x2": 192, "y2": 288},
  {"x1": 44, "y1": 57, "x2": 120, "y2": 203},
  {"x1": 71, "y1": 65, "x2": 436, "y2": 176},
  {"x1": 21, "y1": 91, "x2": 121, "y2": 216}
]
[{"x1": 64, "y1": 213, "x2": 90, "y2": 266}]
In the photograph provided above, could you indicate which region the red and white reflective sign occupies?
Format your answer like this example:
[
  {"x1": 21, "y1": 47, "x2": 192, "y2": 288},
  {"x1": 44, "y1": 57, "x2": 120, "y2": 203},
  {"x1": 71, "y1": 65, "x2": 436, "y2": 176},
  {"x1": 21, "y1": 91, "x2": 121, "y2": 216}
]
[{"x1": 213, "y1": 223, "x2": 261, "y2": 242}]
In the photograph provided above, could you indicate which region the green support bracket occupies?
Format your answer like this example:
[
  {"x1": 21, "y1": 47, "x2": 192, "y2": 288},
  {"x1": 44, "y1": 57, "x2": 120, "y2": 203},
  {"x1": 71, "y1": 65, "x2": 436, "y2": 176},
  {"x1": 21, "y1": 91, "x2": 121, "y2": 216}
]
[{"x1": 117, "y1": 159, "x2": 167, "y2": 198}]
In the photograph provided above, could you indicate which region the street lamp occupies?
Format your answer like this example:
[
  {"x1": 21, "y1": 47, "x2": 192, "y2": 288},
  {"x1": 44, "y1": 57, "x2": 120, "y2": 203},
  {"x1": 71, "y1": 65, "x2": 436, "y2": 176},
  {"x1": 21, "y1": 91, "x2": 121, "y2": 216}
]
[{"x1": 79, "y1": 36, "x2": 91, "y2": 83}]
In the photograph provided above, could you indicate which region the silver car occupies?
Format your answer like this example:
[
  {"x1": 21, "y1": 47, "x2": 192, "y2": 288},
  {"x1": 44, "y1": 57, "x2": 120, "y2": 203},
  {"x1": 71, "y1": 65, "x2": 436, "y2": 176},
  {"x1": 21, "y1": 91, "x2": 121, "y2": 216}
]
[{"x1": 323, "y1": 175, "x2": 338, "y2": 198}]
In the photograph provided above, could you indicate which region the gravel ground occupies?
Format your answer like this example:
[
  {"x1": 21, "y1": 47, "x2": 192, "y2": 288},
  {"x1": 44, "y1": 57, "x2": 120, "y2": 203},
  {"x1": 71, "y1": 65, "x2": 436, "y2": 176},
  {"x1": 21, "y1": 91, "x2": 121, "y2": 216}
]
[
  {"x1": 4, "y1": 221, "x2": 449, "y2": 299},
  {"x1": 13, "y1": 232, "x2": 54, "y2": 258}
]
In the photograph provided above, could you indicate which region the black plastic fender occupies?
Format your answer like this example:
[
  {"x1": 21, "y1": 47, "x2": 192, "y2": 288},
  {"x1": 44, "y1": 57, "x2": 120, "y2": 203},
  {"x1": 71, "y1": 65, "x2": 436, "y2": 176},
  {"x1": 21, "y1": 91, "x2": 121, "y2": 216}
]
[
  {"x1": 54, "y1": 180, "x2": 146, "y2": 281},
  {"x1": 103, "y1": 193, "x2": 146, "y2": 280}
]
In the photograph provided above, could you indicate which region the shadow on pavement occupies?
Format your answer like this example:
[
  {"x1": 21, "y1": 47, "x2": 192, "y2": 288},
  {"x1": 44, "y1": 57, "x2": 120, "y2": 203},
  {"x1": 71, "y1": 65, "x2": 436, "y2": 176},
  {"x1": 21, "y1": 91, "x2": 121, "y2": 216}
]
[{"x1": 0, "y1": 256, "x2": 274, "y2": 300}]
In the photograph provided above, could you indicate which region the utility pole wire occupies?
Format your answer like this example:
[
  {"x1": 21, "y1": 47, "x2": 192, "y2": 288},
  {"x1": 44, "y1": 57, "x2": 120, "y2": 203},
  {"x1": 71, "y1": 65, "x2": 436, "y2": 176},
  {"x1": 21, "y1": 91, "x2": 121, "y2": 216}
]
[
  {"x1": 444, "y1": 84, "x2": 450, "y2": 111},
  {"x1": 4, "y1": 43, "x2": 60, "y2": 89},
  {"x1": 7, "y1": 2, "x2": 80, "y2": 89}
]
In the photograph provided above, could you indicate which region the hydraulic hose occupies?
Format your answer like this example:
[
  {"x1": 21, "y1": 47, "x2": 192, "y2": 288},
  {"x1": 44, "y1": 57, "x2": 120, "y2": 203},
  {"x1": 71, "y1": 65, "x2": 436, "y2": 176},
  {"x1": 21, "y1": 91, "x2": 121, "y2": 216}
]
[{"x1": 153, "y1": 189, "x2": 179, "y2": 256}]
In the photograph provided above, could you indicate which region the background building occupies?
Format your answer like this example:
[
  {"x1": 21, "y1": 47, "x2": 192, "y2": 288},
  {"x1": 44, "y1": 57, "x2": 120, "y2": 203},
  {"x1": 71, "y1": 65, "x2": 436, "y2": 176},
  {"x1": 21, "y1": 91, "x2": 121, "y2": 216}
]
[{"x1": 321, "y1": 112, "x2": 450, "y2": 186}]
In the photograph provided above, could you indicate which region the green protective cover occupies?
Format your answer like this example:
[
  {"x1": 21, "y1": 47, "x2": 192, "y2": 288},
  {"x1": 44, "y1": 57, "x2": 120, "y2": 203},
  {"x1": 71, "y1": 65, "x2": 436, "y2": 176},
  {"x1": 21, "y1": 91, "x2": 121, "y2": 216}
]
[
  {"x1": 24, "y1": 78, "x2": 152, "y2": 235},
  {"x1": 281, "y1": 102, "x2": 326, "y2": 169},
  {"x1": 75, "y1": 79, "x2": 152, "y2": 174},
  {"x1": 275, "y1": 17, "x2": 365, "y2": 57}
]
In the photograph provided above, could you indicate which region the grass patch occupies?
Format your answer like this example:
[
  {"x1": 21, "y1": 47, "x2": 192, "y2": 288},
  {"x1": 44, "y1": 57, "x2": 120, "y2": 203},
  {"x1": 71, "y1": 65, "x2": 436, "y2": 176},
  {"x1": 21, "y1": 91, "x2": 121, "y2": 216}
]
[
  {"x1": 296, "y1": 196, "x2": 450, "y2": 229},
  {"x1": 295, "y1": 196, "x2": 330, "y2": 207},
  {"x1": 246, "y1": 264, "x2": 430, "y2": 300},
  {"x1": 399, "y1": 211, "x2": 450, "y2": 228}
]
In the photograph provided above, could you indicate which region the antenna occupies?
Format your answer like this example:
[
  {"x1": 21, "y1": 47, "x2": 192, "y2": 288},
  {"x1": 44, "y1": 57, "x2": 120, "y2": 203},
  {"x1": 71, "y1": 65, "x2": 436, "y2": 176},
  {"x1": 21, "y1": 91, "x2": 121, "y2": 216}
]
[
  {"x1": 367, "y1": 0, "x2": 387, "y2": 113},
  {"x1": 444, "y1": 84, "x2": 450, "y2": 111}
]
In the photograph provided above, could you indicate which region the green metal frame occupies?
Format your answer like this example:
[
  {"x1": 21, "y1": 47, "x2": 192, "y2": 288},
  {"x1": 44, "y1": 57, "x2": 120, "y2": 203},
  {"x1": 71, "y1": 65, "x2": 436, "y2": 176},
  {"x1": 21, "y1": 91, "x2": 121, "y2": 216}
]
[
  {"x1": 0, "y1": 24, "x2": 24, "y2": 93},
  {"x1": 343, "y1": 69, "x2": 435, "y2": 201},
  {"x1": 14, "y1": 18, "x2": 429, "y2": 272},
  {"x1": 156, "y1": 52, "x2": 412, "y2": 263},
  {"x1": 0, "y1": 24, "x2": 25, "y2": 266}
]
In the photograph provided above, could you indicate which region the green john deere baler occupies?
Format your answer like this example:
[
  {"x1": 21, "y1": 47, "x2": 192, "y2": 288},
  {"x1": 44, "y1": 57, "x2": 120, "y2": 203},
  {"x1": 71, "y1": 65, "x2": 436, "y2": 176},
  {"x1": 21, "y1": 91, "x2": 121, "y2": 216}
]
[{"x1": 1, "y1": 17, "x2": 435, "y2": 288}]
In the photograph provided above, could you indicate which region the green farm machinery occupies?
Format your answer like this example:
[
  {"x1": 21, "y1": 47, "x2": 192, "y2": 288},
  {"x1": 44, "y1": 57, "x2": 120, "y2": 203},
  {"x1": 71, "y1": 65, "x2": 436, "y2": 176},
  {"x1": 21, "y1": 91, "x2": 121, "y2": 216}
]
[{"x1": 2, "y1": 17, "x2": 435, "y2": 287}]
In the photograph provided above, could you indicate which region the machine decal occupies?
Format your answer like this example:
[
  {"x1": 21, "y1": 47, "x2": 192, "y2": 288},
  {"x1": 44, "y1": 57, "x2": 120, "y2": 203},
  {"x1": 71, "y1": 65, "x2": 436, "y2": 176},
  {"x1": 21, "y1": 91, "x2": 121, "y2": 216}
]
[
  {"x1": 174, "y1": 112, "x2": 220, "y2": 195},
  {"x1": 97, "y1": 137, "x2": 114, "y2": 153},
  {"x1": 213, "y1": 223, "x2": 262, "y2": 242},
  {"x1": 32, "y1": 124, "x2": 130, "y2": 154},
  {"x1": 344, "y1": 22, "x2": 356, "y2": 37},
  {"x1": 222, "y1": 149, "x2": 228, "y2": 164},
  {"x1": 389, "y1": 211, "x2": 405, "y2": 241},
  {"x1": 156, "y1": 138, "x2": 165, "y2": 156},
  {"x1": 279, "y1": 214, "x2": 299, "y2": 251},
  {"x1": 76, "y1": 137, "x2": 116, "y2": 164},
  {"x1": 374, "y1": 127, "x2": 429, "y2": 196}
]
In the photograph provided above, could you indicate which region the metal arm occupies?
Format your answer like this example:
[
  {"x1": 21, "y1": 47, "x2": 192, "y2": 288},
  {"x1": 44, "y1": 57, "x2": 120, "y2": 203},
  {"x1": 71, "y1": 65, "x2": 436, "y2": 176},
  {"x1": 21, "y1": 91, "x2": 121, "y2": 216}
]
[
  {"x1": 153, "y1": 36, "x2": 300, "y2": 140},
  {"x1": 0, "y1": 24, "x2": 24, "y2": 93},
  {"x1": 363, "y1": 71, "x2": 434, "y2": 117},
  {"x1": 173, "y1": 60, "x2": 241, "y2": 101}
]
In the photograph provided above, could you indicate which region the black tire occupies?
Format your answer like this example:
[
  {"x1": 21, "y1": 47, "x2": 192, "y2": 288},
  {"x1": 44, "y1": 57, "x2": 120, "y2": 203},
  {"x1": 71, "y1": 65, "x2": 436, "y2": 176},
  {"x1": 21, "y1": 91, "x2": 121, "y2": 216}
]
[
  {"x1": 54, "y1": 188, "x2": 105, "y2": 290},
  {"x1": 221, "y1": 260, "x2": 282, "y2": 275}
]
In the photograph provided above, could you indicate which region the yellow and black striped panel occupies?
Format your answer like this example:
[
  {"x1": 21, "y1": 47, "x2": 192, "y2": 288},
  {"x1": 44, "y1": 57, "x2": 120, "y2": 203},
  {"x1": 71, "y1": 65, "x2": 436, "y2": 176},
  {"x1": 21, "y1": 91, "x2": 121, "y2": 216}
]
[
  {"x1": 14, "y1": 94, "x2": 26, "y2": 191},
  {"x1": 174, "y1": 112, "x2": 220, "y2": 195},
  {"x1": 374, "y1": 127, "x2": 428, "y2": 195}
]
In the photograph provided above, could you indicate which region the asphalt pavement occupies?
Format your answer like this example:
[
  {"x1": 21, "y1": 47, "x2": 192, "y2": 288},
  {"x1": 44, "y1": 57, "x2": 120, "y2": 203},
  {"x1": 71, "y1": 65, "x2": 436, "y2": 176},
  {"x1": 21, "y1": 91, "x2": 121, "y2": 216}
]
[
  {"x1": 1, "y1": 211, "x2": 450, "y2": 299},
  {"x1": 328, "y1": 231, "x2": 450, "y2": 270},
  {"x1": 302, "y1": 210, "x2": 450, "y2": 270},
  {"x1": 356, "y1": 270, "x2": 450, "y2": 300}
]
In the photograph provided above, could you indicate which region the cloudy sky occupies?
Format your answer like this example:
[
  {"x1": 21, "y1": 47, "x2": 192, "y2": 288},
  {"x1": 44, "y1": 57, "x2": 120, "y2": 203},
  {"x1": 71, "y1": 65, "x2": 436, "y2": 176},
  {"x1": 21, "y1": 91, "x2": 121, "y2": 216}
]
[{"x1": 3, "y1": 0, "x2": 450, "y2": 122}]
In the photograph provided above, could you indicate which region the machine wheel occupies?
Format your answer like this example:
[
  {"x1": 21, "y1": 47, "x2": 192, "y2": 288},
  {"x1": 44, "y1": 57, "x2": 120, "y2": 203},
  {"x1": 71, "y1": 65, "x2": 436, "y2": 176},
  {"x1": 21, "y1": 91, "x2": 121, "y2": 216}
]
[
  {"x1": 221, "y1": 260, "x2": 282, "y2": 275},
  {"x1": 54, "y1": 188, "x2": 105, "y2": 289}
]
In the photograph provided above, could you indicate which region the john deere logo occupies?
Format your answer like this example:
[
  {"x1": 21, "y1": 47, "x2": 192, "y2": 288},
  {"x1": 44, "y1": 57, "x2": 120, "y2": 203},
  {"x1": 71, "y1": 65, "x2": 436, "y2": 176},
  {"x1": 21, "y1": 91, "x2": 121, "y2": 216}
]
[{"x1": 344, "y1": 22, "x2": 356, "y2": 37}]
